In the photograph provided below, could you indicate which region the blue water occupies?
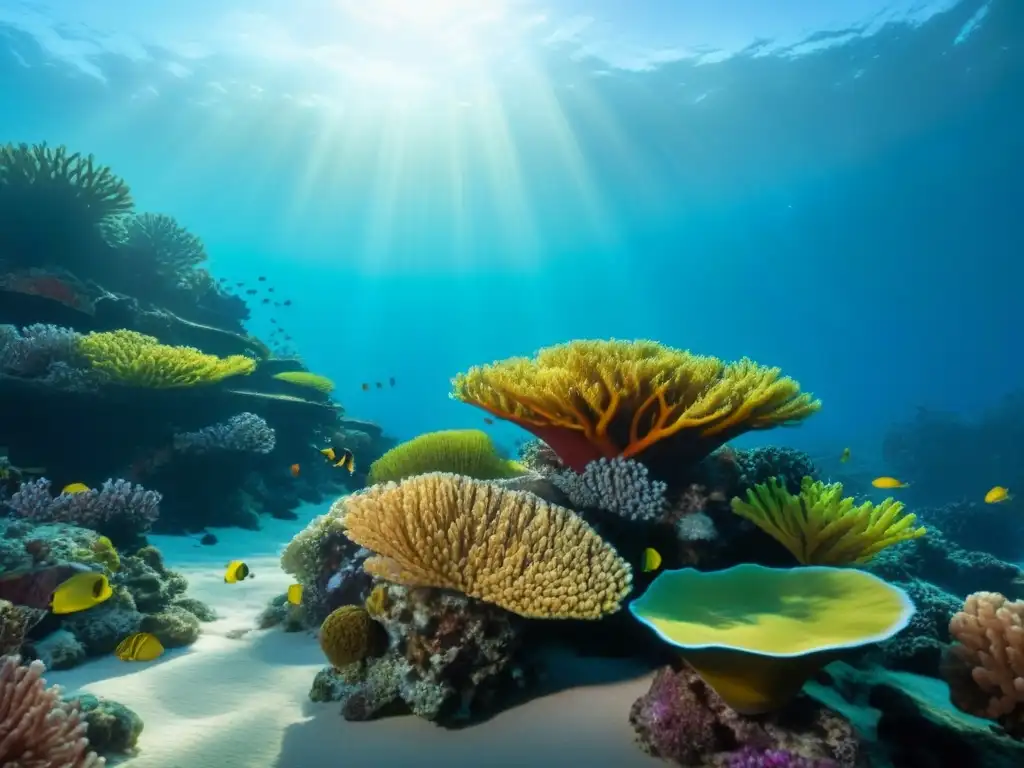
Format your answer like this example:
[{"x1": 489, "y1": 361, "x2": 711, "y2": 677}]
[{"x1": 1, "y1": 0, "x2": 1019, "y2": 458}]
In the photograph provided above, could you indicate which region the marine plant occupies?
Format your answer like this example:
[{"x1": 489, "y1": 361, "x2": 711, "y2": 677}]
[
  {"x1": 629, "y1": 564, "x2": 915, "y2": 714},
  {"x1": 76, "y1": 330, "x2": 256, "y2": 388},
  {"x1": 271, "y1": 371, "x2": 335, "y2": 394},
  {"x1": 341, "y1": 472, "x2": 633, "y2": 619},
  {"x1": 730, "y1": 476, "x2": 926, "y2": 565},
  {"x1": 366, "y1": 429, "x2": 526, "y2": 486},
  {"x1": 318, "y1": 605, "x2": 377, "y2": 669},
  {"x1": 451, "y1": 339, "x2": 820, "y2": 479},
  {"x1": 172, "y1": 412, "x2": 276, "y2": 454}
]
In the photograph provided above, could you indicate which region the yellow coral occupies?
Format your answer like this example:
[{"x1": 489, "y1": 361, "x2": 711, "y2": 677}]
[
  {"x1": 77, "y1": 330, "x2": 256, "y2": 388},
  {"x1": 367, "y1": 429, "x2": 527, "y2": 486},
  {"x1": 342, "y1": 472, "x2": 633, "y2": 619},
  {"x1": 72, "y1": 535, "x2": 120, "y2": 574},
  {"x1": 730, "y1": 476, "x2": 926, "y2": 565},
  {"x1": 319, "y1": 605, "x2": 375, "y2": 669},
  {"x1": 272, "y1": 371, "x2": 335, "y2": 394},
  {"x1": 364, "y1": 584, "x2": 389, "y2": 618},
  {"x1": 451, "y1": 339, "x2": 820, "y2": 476}
]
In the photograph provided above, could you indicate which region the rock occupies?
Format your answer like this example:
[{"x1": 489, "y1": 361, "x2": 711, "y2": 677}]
[
  {"x1": 172, "y1": 597, "x2": 217, "y2": 622},
  {"x1": 34, "y1": 629, "x2": 86, "y2": 670},
  {"x1": 140, "y1": 605, "x2": 201, "y2": 647},
  {"x1": 62, "y1": 589, "x2": 143, "y2": 656},
  {"x1": 64, "y1": 693, "x2": 145, "y2": 756}
]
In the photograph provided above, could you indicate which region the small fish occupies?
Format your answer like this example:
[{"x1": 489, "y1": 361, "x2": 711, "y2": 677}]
[
  {"x1": 262, "y1": 298, "x2": 270, "y2": 304},
  {"x1": 224, "y1": 560, "x2": 254, "y2": 583},
  {"x1": 483, "y1": 417, "x2": 494, "y2": 425},
  {"x1": 258, "y1": 276, "x2": 267, "y2": 282},
  {"x1": 361, "y1": 383, "x2": 369, "y2": 391},
  {"x1": 287, "y1": 584, "x2": 303, "y2": 605},
  {"x1": 284, "y1": 335, "x2": 292, "y2": 341},
  {"x1": 115, "y1": 632, "x2": 165, "y2": 662},
  {"x1": 236, "y1": 282, "x2": 244, "y2": 287},
  {"x1": 51, "y1": 571, "x2": 113, "y2": 614},
  {"x1": 642, "y1": 548, "x2": 662, "y2": 573},
  {"x1": 839, "y1": 447, "x2": 851, "y2": 463},
  {"x1": 320, "y1": 446, "x2": 355, "y2": 474},
  {"x1": 199, "y1": 533, "x2": 218, "y2": 546},
  {"x1": 389, "y1": 377, "x2": 395, "y2": 387},
  {"x1": 985, "y1": 486, "x2": 1012, "y2": 504},
  {"x1": 375, "y1": 382, "x2": 382, "y2": 389},
  {"x1": 270, "y1": 319, "x2": 277, "y2": 324},
  {"x1": 218, "y1": 277, "x2": 227, "y2": 282},
  {"x1": 61, "y1": 482, "x2": 90, "y2": 494},
  {"x1": 290, "y1": 463, "x2": 301, "y2": 478},
  {"x1": 283, "y1": 300, "x2": 292, "y2": 306},
  {"x1": 245, "y1": 289, "x2": 257, "y2": 296},
  {"x1": 872, "y1": 476, "x2": 909, "y2": 489}
]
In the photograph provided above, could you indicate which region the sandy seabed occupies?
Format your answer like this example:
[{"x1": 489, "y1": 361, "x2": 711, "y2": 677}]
[{"x1": 49, "y1": 503, "x2": 661, "y2": 768}]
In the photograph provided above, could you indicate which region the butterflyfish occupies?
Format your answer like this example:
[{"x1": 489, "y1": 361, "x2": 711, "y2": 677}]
[
  {"x1": 224, "y1": 560, "x2": 253, "y2": 583},
  {"x1": 641, "y1": 548, "x2": 662, "y2": 573},
  {"x1": 839, "y1": 448, "x2": 851, "y2": 463},
  {"x1": 985, "y1": 486, "x2": 1012, "y2": 504},
  {"x1": 115, "y1": 632, "x2": 165, "y2": 662},
  {"x1": 320, "y1": 446, "x2": 355, "y2": 474},
  {"x1": 51, "y1": 571, "x2": 113, "y2": 614},
  {"x1": 61, "y1": 482, "x2": 90, "y2": 494},
  {"x1": 287, "y1": 584, "x2": 303, "y2": 605},
  {"x1": 872, "y1": 476, "x2": 909, "y2": 489}
]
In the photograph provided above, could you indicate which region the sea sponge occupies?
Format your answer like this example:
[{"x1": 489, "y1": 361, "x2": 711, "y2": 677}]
[
  {"x1": 730, "y1": 476, "x2": 926, "y2": 565},
  {"x1": 272, "y1": 371, "x2": 335, "y2": 394},
  {"x1": 630, "y1": 564, "x2": 915, "y2": 714},
  {"x1": 341, "y1": 472, "x2": 633, "y2": 619},
  {"x1": 367, "y1": 429, "x2": 527, "y2": 486},
  {"x1": 77, "y1": 330, "x2": 255, "y2": 388},
  {"x1": 451, "y1": 339, "x2": 820, "y2": 477},
  {"x1": 319, "y1": 605, "x2": 375, "y2": 669}
]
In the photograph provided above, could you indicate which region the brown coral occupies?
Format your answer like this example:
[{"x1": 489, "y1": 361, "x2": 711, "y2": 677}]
[
  {"x1": 319, "y1": 606, "x2": 376, "y2": 669},
  {"x1": 943, "y1": 591, "x2": 1024, "y2": 735},
  {"x1": 341, "y1": 472, "x2": 633, "y2": 619}
]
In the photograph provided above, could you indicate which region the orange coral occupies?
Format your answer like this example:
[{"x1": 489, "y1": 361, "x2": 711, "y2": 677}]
[{"x1": 451, "y1": 339, "x2": 820, "y2": 477}]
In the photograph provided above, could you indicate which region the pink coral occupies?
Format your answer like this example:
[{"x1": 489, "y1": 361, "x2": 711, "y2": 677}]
[{"x1": 0, "y1": 655, "x2": 104, "y2": 767}]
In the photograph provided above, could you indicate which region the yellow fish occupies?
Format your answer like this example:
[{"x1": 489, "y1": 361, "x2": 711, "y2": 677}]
[
  {"x1": 50, "y1": 571, "x2": 112, "y2": 614},
  {"x1": 319, "y1": 446, "x2": 355, "y2": 474},
  {"x1": 985, "y1": 486, "x2": 1012, "y2": 504},
  {"x1": 642, "y1": 548, "x2": 662, "y2": 573},
  {"x1": 287, "y1": 583, "x2": 303, "y2": 605},
  {"x1": 115, "y1": 632, "x2": 165, "y2": 662},
  {"x1": 871, "y1": 476, "x2": 909, "y2": 489},
  {"x1": 224, "y1": 560, "x2": 253, "y2": 583},
  {"x1": 839, "y1": 448, "x2": 851, "y2": 463},
  {"x1": 61, "y1": 482, "x2": 90, "y2": 494}
]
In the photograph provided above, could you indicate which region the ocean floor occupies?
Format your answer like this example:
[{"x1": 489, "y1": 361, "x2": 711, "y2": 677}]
[{"x1": 48, "y1": 503, "x2": 663, "y2": 768}]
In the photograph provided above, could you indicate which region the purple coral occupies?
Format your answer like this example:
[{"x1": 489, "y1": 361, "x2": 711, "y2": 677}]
[
  {"x1": 172, "y1": 412, "x2": 276, "y2": 454},
  {"x1": 7, "y1": 478, "x2": 161, "y2": 531},
  {"x1": 0, "y1": 323, "x2": 83, "y2": 379},
  {"x1": 728, "y1": 747, "x2": 835, "y2": 768}
]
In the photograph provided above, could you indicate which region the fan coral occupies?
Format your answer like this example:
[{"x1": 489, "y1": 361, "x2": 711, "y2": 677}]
[
  {"x1": 550, "y1": 456, "x2": 667, "y2": 521},
  {"x1": 8, "y1": 478, "x2": 161, "y2": 531},
  {"x1": 341, "y1": 472, "x2": 633, "y2": 619},
  {"x1": 367, "y1": 429, "x2": 526, "y2": 486},
  {"x1": 942, "y1": 591, "x2": 1024, "y2": 736},
  {"x1": 77, "y1": 330, "x2": 256, "y2": 388},
  {"x1": 272, "y1": 371, "x2": 335, "y2": 394},
  {"x1": 451, "y1": 339, "x2": 820, "y2": 478},
  {"x1": 319, "y1": 606, "x2": 377, "y2": 669},
  {"x1": 730, "y1": 476, "x2": 926, "y2": 565},
  {"x1": 0, "y1": 655, "x2": 105, "y2": 767},
  {"x1": 172, "y1": 412, "x2": 276, "y2": 454},
  {"x1": 0, "y1": 323, "x2": 84, "y2": 378}
]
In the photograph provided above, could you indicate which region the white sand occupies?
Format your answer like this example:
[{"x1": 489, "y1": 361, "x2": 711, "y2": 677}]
[{"x1": 48, "y1": 504, "x2": 660, "y2": 768}]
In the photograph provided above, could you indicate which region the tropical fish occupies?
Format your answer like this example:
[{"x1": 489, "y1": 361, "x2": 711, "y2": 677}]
[
  {"x1": 483, "y1": 417, "x2": 494, "y2": 425},
  {"x1": 0, "y1": 564, "x2": 91, "y2": 610},
  {"x1": 224, "y1": 560, "x2": 254, "y2": 583},
  {"x1": 375, "y1": 382, "x2": 383, "y2": 389},
  {"x1": 290, "y1": 463, "x2": 301, "y2": 478},
  {"x1": 61, "y1": 482, "x2": 90, "y2": 494},
  {"x1": 389, "y1": 377, "x2": 395, "y2": 387},
  {"x1": 361, "y1": 383, "x2": 369, "y2": 391},
  {"x1": 287, "y1": 584, "x2": 303, "y2": 605},
  {"x1": 51, "y1": 571, "x2": 113, "y2": 614},
  {"x1": 985, "y1": 486, "x2": 1012, "y2": 504},
  {"x1": 245, "y1": 289, "x2": 257, "y2": 296},
  {"x1": 839, "y1": 448, "x2": 851, "y2": 463},
  {"x1": 642, "y1": 548, "x2": 662, "y2": 573},
  {"x1": 283, "y1": 300, "x2": 292, "y2": 306},
  {"x1": 262, "y1": 298, "x2": 270, "y2": 304},
  {"x1": 258, "y1": 276, "x2": 267, "y2": 282},
  {"x1": 320, "y1": 446, "x2": 355, "y2": 474},
  {"x1": 268, "y1": 287, "x2": 274, "y2": 293},
  {"x1": 872, "y1": 476, "x2": 909, "y2": 489},
  {"x1": 115, "y1": 632, "x2": 165, "y2": 662}
]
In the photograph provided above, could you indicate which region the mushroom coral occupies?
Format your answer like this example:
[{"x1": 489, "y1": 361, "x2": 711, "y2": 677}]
[
  {"x1": 629, "y1": 564, "x2": 915, "y2": 714},
  {"x1": 450, "y1": 339, "x2": 819, "y2": 480}
]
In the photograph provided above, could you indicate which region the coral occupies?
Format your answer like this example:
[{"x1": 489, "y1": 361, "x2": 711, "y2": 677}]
[
  {"x1": 172, "y1": 412, "x2": 277, "y2": 454},
  {"x1": 172, "y1": 597, "x2": 216, "y2": 622},
  {"x1": 550, "y1": 456, "x2": 667, "y2": 521},
  {"x1": 676, "y1": 509, "x2": 719, "y2": 542},
  {"x1": 63, "y1": 694, "x2": 143, "y2": 756},
  {"x1": 76, "y1": 330, "x2": 255, "y2": 388},
  {"x1": 0, "y1": 271, "x2": 95, "y2": 314},
  {"x1": 34, "y1": 630, "x2": 87, "y2": 671},
  {"x1": 272, "y1": 371, "x2": 335, "y2": 394},
  {"x1": 280, "y1": 496, "x2": 351, "y2": 584},
  {"x1": 916, "y1": 500, "x2": 1024, "y2": 561},
  {"x1": 139, "y1": 606, "x2": 201, "y2": 648},
  {"x1": 451, "y1": 339, "x2": 820, "y2": 476},
  {"x1": 0, "y1": 599, "x2": 44, "y2": 656},
  {"x1": 342, "y1": 472, "x2": 633, "y2": 619},
  {"x1": 0, "y1": 323, "x2": 84, "y2": 378},
  {"x1": 516, "y1": 438, "x2": 563, "y2": 472},
  {"x1": 121, "y1": 212, "x2": 206, "y2": 275},
  {"x1": 60, "y1": 589, "x2": 142, "y2": 657},
  {"x1": 727, "y1": 747, "x2": 835, "y2": 767},
  {"x1": 871, "y1": 578, "x2": 960, "y2": 677},
  {"x1": 8, "y1": 478, "x2": 161, "y2": 533},
  {"x1": 630, "y1": 564, "x2": 915, "y2": 714},
  {"x1": 629, "y1": 664, "x2": 858, "y2": 767},
  {"x1": 942, "y1": 591, "x2": 1024, "y2": 736},
  {"x1": 367, "y1": 429, "x2": 526, "y2": 486},
  {"x1": 730, "y1": 476, "x2": 925, "y2": 565},
  {"x1": 0, "y1": 655, "x2": 105, "y2": 767},
  {"x1": 318, "y1": 606, "x2": 377, "y2": 668}
]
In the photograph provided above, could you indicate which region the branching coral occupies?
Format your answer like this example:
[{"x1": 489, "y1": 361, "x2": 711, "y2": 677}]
[
  {"x1": 172, "y1": 412, "x2": 276, "y2": 454},
  {"x1": 550, "y1": 456, "x2": 667, "y2": 521},
  {"x1": 451, "y1": 339, "x2": 820, "y2": 477},
  {"x1": 367, "y1": 429, "x2": 526, "y2": 486},
  {"x1": 77, "y1": 330, "x2": 256, "y2": 388},
  {"x1": 8, "y1": 478, "x2": 161, "y2": 532},
  {"x1": 0, "y1": 655, "x2": 105, "y2": 767},
  {"x1": 121, "y1": 213, "x2": 207, "y2": 275},
  {"x1": 272, "y1": 371, "x2": 335, "y2": 394},
  {"x1": 280, "y1": 496, "x2": 349, "y2": 585},
  {"x1": 730, "y1": 476, "x2": 926, "y2": 565},
  {"x1": 342, "y1": 472, "x2": 633, "y2": 619},
  {"x1": 0, "y1": 323, "x2": 83, "y2": 377}
]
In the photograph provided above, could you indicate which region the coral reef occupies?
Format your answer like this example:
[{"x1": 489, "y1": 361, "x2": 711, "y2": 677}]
[
  {"x1": 172, "y1": 412, "x2": 276, "y2": 454},
  {"x1": 62, "y1": 693, "x2": 144, "y2": 757},
  {"x1": 915, "y1": 499, "x2": 1024, "y2": 561},
  {"x1": 318, "y1": 606, "x2": 379, "y2": 668},
  {"x1": 550, "y1": 456, "x2": 668, "y2": 521},
  {"x1": 366, "y1": 429, "x2": 525, "y2": 486}
]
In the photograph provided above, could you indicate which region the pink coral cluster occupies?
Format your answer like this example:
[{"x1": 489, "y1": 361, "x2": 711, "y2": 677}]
[
  {"x1": 0, "y1": 655, "x2": 104, "y2": 767},
  {"x1": 7, "y1": 477, "x2": 161, "y2": 531}
]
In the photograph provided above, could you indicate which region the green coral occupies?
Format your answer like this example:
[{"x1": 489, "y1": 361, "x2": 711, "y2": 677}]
[
  {"x1": 77, "y1": 329, "x2": 256, "y2": 388},
  {"x1": 272, "y1": 371, "x2": 335, "y2": 394},
  {"x1": 72, "y1": 535, "x2": 120, "y2": 574},
  {"x1": 367, "y1": 429, "x2": 527, "y2": 485}
]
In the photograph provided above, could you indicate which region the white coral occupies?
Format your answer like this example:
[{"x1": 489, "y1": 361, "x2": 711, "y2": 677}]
[{"x1": 551, "y1": 457, "x2": 667, "y2": 522}]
